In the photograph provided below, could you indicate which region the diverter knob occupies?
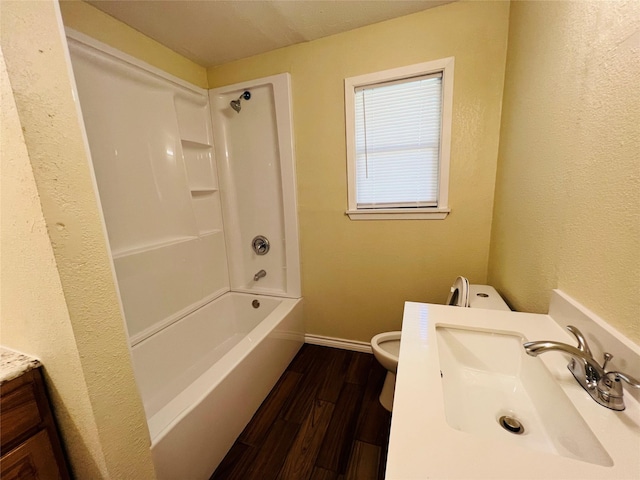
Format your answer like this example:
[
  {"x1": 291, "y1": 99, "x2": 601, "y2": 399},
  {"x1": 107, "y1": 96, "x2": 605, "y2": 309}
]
[{"x1": 252, "y1": 235, "x2": 270, "y2": 255}]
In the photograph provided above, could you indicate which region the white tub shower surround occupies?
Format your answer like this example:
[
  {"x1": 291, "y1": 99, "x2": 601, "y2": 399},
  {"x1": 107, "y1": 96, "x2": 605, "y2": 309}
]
[
  {"x1": 66, "y1": 30, "x2": 303, "y2": 480},
  {"x1": 210, "y1": 78, "x2": 300, "y2": 298}
]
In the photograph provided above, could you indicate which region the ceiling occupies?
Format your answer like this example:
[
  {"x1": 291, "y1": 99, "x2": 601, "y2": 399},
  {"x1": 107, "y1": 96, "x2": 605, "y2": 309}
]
[{"x1": 87, "y1": 0, "x2": 454, "y2": 67}]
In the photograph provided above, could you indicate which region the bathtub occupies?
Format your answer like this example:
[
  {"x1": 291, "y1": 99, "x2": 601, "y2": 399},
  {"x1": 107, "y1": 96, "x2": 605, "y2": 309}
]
[{"x1": 130, "y1": 292, "x2": 304, "y2": 480}]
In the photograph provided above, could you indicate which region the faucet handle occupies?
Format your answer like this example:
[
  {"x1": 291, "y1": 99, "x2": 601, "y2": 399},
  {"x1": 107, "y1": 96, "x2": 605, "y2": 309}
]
[
  {"x1": 597, "y1": 371, "x2": 640, "y2": 410},
  {"x1": 566, "y1": 325, "x2": 593, "y2": 356},
  {"x1": 595, "y1": 371, "x2": 640, "y2": 411},
  {"x1": 602, "y1": 352, "x2": 613, "y2": 371},
  {"x1": 609, "y1": 371, "x2": 640, "y2": 389}
]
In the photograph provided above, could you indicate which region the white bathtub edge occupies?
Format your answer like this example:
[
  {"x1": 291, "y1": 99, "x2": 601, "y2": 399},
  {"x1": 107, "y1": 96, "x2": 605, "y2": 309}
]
[
  {"x1": 150, "y1": 295, "x2": 303, "y2": 480},
  {"x1": 148, "y1": 296, "x2": 301, "y2": 442}
]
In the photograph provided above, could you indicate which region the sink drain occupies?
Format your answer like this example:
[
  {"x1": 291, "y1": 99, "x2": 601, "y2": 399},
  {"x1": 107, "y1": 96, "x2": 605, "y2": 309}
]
[{"x1": 498, "y1": 415, "x2": 524, "y2": 434}]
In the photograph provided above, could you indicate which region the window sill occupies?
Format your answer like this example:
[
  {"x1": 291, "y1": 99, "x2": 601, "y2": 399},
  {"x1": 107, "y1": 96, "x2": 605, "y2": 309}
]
[{"x1": 345, "y1": 208, "x2": 450, "y2": 220}]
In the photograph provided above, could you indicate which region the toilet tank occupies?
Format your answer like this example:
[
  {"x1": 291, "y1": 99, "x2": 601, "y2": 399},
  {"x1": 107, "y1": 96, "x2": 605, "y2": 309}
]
[{"x1": 468, "y1": 285, "x2": 510, "y2": 311}]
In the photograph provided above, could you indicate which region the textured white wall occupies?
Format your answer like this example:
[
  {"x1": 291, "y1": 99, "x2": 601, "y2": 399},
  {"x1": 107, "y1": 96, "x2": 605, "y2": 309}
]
[{"x1": 489, "y1": 0, "x2": 640, "y2": 343}]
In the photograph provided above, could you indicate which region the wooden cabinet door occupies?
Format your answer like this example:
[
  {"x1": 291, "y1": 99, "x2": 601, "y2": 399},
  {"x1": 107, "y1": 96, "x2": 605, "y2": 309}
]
[{"x1": 0, "y1": 429, "x2": 61, "y2": 480}]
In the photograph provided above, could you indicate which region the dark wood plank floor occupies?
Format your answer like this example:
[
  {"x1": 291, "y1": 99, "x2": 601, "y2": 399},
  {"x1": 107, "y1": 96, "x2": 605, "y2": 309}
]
[{"x1": 210, "y1": 344, "x2": 392, "y2": 480}]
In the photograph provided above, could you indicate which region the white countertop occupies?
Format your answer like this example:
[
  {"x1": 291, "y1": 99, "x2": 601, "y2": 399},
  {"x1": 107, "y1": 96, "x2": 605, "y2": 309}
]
[{"x1": 386, "y1": 301, "x2": 640, "y2": 479}]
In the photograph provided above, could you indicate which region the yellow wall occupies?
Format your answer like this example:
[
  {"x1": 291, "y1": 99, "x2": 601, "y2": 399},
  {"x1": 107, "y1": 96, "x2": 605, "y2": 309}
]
[
  {"x1": 59, "y1": 0, "x2": 208, "y2": 88},
  {"x1": 208, "y1": 1, "x2": 510, "y2": 341},
  {"x1": 0, "y1": 1, "x2": 156, "y2": 477},
  {"x1": 488, "y1": 0, "x2": 640, "y2": 343},
  {"x1": 5, "y1": 0, "x2": 636, "y2": 476},
  {"x1": 1, "y1": 47, "x2": 110, "y2": 480}
]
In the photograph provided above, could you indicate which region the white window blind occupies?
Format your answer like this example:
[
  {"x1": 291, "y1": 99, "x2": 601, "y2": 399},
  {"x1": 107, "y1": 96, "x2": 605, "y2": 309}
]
[{"x1": 354, "y1": 73, "x2": 443, "y2": 209}]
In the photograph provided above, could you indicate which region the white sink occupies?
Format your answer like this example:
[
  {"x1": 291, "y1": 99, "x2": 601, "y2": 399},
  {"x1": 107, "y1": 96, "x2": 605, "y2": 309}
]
[
  {"x1": 436, "y1": 326, "x2": 612, "y2": 466},
  {"x1": 385, "y1": 291, "x2": 640, "y2": 480}
]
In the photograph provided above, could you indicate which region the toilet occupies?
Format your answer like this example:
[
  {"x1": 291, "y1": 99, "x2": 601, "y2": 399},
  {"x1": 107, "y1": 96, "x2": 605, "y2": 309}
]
[{"x1": 371, "y1": 277, "x2": 510, "y2": 411}]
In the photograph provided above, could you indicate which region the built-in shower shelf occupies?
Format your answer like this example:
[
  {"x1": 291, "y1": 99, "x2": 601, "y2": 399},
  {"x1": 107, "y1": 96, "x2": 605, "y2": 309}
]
[
  {"x1": 190, "y1": 188, "x2": 218, "y2": 195},
  {"x1": 111, "y1": 235, "x2": 199, "y2": 259},
  {"x1": 181, "y1": 139, "x2": 212, "y2": 149},
  {"x1": 199, "y1": 229, "x2": 223, "y2": 236}
]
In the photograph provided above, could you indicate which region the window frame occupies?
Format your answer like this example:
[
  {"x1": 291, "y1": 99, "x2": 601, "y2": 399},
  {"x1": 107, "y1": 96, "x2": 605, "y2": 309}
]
[{"x1": 344, "y1": 57, "x2": 454, "y2": 220}]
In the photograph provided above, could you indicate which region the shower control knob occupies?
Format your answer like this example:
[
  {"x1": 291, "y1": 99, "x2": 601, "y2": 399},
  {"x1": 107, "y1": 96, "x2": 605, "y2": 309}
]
[{"x1": 252, "y1": 235, "x2": 270, "y2": 255}]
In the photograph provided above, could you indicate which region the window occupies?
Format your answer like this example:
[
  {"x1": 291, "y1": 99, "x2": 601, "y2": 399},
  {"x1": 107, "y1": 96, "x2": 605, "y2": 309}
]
[{"x1": 344, "y1": 58, "x2": 454, "y2": 220}]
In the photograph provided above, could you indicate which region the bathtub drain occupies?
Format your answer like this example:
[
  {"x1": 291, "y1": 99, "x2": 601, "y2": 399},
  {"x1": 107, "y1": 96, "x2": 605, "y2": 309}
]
[{"x1": 252, "y1": 299, "x2": 260, "y2": 308}]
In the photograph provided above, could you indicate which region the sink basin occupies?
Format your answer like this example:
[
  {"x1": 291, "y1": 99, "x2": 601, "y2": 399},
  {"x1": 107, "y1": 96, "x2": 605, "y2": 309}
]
[{"x1": 436, "y1": 325, "x2": 612, "y2": 466}]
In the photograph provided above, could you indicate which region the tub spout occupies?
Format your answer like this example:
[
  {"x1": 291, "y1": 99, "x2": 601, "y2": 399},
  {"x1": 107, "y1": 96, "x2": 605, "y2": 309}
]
[{"x1": 254, "y1": 269, "x2": 267, "y2": 281}]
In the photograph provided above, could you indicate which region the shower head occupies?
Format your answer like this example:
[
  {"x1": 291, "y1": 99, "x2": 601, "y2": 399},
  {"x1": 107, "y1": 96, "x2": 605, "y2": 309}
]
[
  {"x1": 230, "y1": 91, "x2": 251, "y2": 113},
  {"x1": 230, "y1": 99, "x2": 242, "y2": 113}
]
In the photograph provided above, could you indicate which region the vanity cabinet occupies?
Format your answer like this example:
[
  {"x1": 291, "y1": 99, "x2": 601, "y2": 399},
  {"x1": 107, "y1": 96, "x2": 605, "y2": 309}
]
[{"x1": 0, "y1": 368, "x2": 70, "y2": 480}]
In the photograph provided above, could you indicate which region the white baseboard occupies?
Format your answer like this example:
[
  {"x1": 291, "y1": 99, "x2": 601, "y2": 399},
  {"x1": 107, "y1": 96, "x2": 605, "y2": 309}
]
[{"x1": 304, "y1": 334, "x2": 372, "y2": 353}]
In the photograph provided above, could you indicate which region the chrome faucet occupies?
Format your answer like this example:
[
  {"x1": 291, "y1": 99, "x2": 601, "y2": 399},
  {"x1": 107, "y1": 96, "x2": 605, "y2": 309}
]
[
  {"x1": 524, "y1": 325, "x2": 640, "y2": 411},
  {"x1": 253, "y1": 269, "x2": 267, "y2": 281}
]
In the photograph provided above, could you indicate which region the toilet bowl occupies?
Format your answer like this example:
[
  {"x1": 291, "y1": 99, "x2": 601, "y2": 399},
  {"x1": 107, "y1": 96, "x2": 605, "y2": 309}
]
[
  {"x1": 371, "y1": 277, "x2": 509, "y2": 412},
  {"x1": 371, "y1": 331, "x2": 401, "y2": 411}
]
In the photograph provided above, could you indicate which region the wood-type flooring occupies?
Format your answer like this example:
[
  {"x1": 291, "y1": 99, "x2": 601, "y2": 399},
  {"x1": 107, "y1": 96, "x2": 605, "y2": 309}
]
[{"x1": 210, "y1": 344, "x2": 392, "y2": 480}]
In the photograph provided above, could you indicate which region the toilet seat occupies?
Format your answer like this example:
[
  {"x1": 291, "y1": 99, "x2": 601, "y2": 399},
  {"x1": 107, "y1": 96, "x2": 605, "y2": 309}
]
[{"x1": 446, "y1": 276, "x2": 470, "y2": 307}]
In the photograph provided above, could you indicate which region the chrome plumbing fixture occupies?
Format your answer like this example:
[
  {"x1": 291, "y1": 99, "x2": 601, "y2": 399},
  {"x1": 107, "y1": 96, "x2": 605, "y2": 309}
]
[
  {"x1": 524, "y1": 325, "x2": 640, "y2": 411},
  {"x1": 230, "y1": 90, "x2": 251, "y2": 113},
  {"x1": 498, "y1": 415, "x2": 524, "y2": 435},
  {"x1": 252, "y1": 235, "x2": 270, "y2": 255},
  {"x1": 253, "y1": 269, "x2": 267, "y2": 281}
]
